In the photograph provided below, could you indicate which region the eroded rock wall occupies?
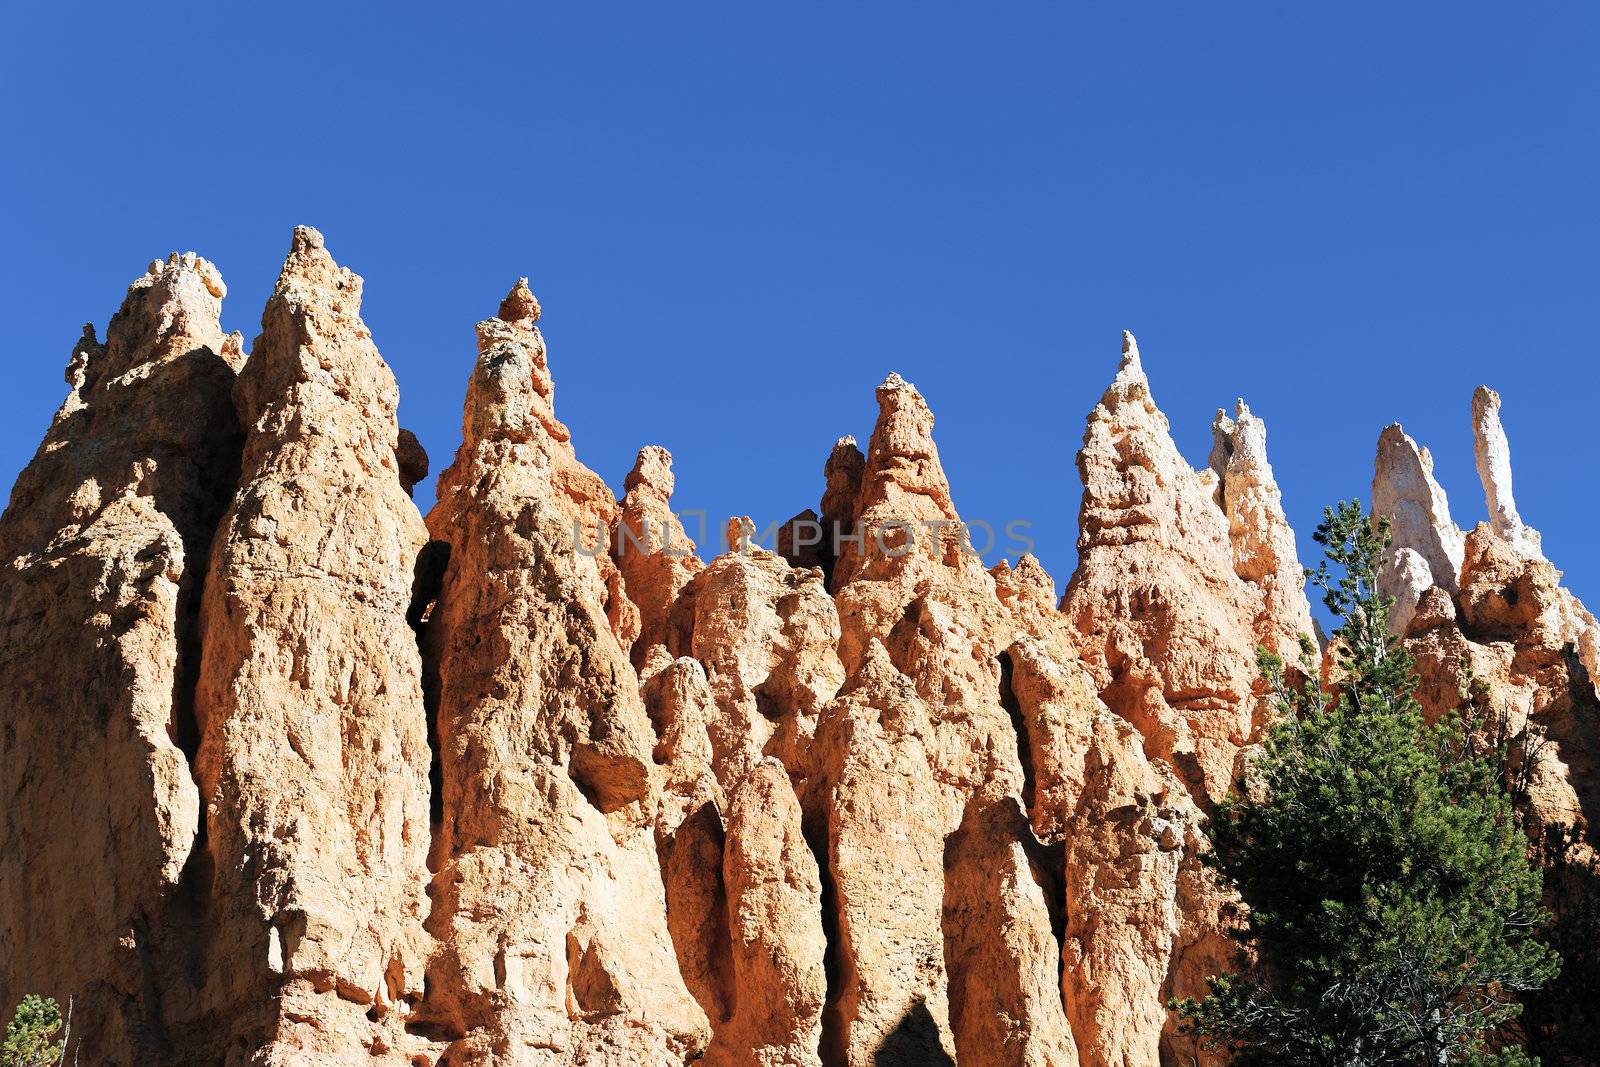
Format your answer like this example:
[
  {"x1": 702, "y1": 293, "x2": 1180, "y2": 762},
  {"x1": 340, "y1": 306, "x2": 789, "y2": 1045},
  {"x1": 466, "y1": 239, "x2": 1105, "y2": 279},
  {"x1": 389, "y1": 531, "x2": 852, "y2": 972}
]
[
  {"x1": 0, "y1": 235, "x2": 1411, "y2": 1067},
  {"x1": 417, "y1": 283, "x2": 706, "y2": 1064},
  {"x1": 193, "y1": 227, "x2": 433, "y2": 1062},
  {"x1": 1386, "y1": 387, "x2": 1600, "y2": 854},
  {"x1": 0, "y1": 253, "x2": 243, "y2": 1064}
]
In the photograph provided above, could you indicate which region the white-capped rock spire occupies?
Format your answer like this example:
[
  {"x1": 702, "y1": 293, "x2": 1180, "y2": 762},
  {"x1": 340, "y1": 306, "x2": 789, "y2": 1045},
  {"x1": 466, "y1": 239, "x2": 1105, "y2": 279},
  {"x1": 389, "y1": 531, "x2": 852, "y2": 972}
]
[
  {"x1": 1372, "y1": 424, "x2": 1465, "y2": 634},
  {"x1": 1472, "y1": 385, "x2": 1542, "y2": 559}
]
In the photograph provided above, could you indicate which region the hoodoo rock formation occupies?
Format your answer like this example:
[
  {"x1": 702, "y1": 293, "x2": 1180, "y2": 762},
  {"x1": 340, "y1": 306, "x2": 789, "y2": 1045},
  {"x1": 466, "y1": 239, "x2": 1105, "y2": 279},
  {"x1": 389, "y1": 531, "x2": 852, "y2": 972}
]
[
  {"x1": 416, "y1": 281, "x2": 705, "y2": 1064},
  {"x1": 1060, "y1": 333, "x2": 1310, "y2": 811},
  {"x1": 1377, "y1": 388, "x2": 1600, "y2": 857},
  {"x1": 2, "y1": 229, "x2": 1592, "y2": 1067},
  {"x1": 0, "y1": 252, "x2": 244, "y2": 1065},
  {"x1": 1056, "y1": 333, "x2": 1313, "y2": 1066},
  {"x1": 193, "y1": 227, "x2": 435, "y2": 1062},
  {"x1": 1372, "y1": 423, "x2": 1466, "y2": 636}
]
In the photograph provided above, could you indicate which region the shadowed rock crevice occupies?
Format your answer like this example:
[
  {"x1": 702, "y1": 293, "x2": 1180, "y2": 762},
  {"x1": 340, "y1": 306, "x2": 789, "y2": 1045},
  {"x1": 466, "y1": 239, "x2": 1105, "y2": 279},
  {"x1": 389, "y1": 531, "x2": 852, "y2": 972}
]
[
  {"x1": 870, "y1": 1000, "x2": 952, "y2": 1067},
  {"x1": 998, "y1": 650, "x2": 1035, "y2": 815},
  {"x1": 806, "y1": 813, "x2": 848, "y2": 1067},
  {"x1": 168, "y1": 347, "x2": 246, "y2": 775},
  {"x1": 942, "y1": 794, "x2": 1078, "y2": 1067},
  {"x1": 662, "y1": 801, "x2": 733, "y2": 1027},
  {"x1": 409, "y1": 539, "x2": 451, "y2": 852}
]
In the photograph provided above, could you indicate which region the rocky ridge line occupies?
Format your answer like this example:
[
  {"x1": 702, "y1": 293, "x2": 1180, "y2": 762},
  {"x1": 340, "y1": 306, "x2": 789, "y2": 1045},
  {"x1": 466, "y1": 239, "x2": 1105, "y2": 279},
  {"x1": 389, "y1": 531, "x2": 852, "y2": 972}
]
[{"x1": 3, "y1": 230, "x2": 1591, "y2": 1067}]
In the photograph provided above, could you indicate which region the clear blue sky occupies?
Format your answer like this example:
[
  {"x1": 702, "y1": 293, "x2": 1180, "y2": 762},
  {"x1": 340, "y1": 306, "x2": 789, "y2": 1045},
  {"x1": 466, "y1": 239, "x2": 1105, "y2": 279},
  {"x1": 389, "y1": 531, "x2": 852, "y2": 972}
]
[{"x1": 4, "y1": 4, "x2": 1596, "y2": 616}]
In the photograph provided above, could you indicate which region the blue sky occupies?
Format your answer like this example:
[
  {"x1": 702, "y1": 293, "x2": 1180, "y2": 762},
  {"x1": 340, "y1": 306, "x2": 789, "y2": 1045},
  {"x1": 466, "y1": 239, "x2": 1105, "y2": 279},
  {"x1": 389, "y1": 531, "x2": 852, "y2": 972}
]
[{"x1": 3, "y1": 4, "x2": 1596, "y2": 616}]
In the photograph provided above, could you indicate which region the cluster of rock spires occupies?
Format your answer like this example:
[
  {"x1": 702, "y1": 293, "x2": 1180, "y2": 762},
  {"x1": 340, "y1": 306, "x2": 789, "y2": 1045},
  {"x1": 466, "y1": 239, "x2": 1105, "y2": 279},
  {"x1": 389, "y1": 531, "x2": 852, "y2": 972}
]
[
  {"x1": 0, "y1": 229, "x2": 1593, "y2": 1066},
  {"x1": 1373, "y1": 389, "x2": 1600, "y2": 859}
]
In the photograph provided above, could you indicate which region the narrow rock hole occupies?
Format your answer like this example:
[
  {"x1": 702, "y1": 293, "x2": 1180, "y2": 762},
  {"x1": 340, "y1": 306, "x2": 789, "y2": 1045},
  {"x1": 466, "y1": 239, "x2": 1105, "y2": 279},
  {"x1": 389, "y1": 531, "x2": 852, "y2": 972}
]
[
  {"x1": 409, "y1": 540, "x2": 451, "y2": 860},
  {"x1": 803, "y1": 809, "x2": 847, "y2": 1066},
  {"x1": 997, "y1": 650, "x2": 1035, "y2": 814},
  {"x1": 170, "y1": 373, "x2": 245, "y2": 851}
]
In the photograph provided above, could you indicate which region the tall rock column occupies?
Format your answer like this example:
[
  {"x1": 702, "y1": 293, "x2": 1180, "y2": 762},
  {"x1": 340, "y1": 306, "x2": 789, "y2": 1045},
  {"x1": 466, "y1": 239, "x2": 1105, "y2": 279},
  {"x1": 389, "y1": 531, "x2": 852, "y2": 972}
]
[
  {"x1": 1472, "y1": 385, "x2": 1543, "y2": 559},
  {"x1": 1061, "y1": 333, "x2": 1299, "y2": 809},
  {"x1": 1468, "y1": 384, "x2": 1597, "y2": 679},
  {"x1": 1402, "y1": 387, "x2": 1600, "y2": 846},
  {"x1": 615, "y1": 445, "x2": 703, "y2": 667},
  {"x1": 1058, "y1": 712, "x2": 1205, "y2": 1067},
  {"x1": 482, "y1": 280, "x2": 641, "y2": 650},
  {"x1": 1210, "y1": 399, "x2": 1315, "y2": 660},
  {"x1": 418, "y1": 282, "x2": 708, "y2": 1064},
  {"x1": 812, "y1": 644, "x2": 957, "y2": 1066},
  {"x1": 644, "y1": 514, "x2": 840, "y2": 1063},
  {"x1": 193, "y1": 228, "x2": 432, "y2": 1063},
  {"x1": 1371, "y1": 423, "x2": 1465, "y2": 635},
  {"x1": 811, "y1": 373, "x2": 1072, "y2": 1066},
  {"x1": 705, "y1": 759, "x2": 828, "y2": 1067},
  {"x1": 0, "y1": 254, "x2": 243, "y2": 1064},
  {"x1": 1060, "y1": 333, "x2": 1312, "y2": 1064},
  {"x1": 941, "y1": 794, "x2": 1081, "y2": 1067}
]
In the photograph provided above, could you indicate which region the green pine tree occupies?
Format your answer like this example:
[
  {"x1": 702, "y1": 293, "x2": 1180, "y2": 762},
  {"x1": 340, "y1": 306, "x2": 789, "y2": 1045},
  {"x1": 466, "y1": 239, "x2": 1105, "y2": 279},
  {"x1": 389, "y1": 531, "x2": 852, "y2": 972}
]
[
  {"x1": 1, "y1": 995, "x2": 63, "y2": 1067},
  {"x1": 1174, "y1": 501, "x2": 1559, "y2": 1066}
]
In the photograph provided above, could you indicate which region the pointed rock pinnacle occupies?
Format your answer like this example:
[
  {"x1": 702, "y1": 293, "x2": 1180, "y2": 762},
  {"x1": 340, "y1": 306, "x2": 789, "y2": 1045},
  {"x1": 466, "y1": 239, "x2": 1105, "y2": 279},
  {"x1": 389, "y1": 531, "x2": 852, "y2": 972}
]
[{"x1": 498, "y1": 277, "x2": 541, "y2": 326}]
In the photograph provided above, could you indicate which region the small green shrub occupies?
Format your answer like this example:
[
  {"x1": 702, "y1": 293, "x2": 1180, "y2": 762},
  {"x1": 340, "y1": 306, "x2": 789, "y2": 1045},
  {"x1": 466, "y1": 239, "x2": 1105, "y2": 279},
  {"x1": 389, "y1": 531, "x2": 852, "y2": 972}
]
[{"x1": 1, "y1": 995, "x2": 64, "y2": 1067}]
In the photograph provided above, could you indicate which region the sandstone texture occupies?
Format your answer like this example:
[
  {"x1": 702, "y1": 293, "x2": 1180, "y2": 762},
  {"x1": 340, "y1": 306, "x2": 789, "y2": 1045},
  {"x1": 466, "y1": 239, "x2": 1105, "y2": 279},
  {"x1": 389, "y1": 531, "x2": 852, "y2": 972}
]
[
  {"x1": 706, "y1": 759, "x2": 827, "y2": 1067},
  {"x1": 1382, "y1": 387, "x2": 1600, "y2": 858},
  {"x1": 194, "y1": 227, "x2": 434, "y2": 1063},
  {"x1": 616, "y1": 445, "x2": 703, "y2": 667},
  {"x1": 0, "y1": 253, "x2": 243, "y2": 1064},
  {"x1": 1057, "y1": 334, "x2": 1311, "y2": 1064},
  {"x1": 1061, "y1": 334, "x2": 1312, "y2": 811},
  {"x1": 22, "y1": 231, "x2": 1578, "y2": 1067},
  {"x1": 1372, "y1": 422, "x2": 1466, "y2": 635},
  {"x1": 417, "y1": 283, "x2": 705, "y2": 1064}
]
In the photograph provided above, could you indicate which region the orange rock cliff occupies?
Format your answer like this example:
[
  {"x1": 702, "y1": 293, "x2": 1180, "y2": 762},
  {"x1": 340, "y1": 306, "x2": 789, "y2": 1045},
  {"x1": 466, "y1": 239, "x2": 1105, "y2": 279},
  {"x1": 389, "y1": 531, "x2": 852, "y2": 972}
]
[{"x1": 1, "y1": 229, "x2": 1594, "y2": 1066}]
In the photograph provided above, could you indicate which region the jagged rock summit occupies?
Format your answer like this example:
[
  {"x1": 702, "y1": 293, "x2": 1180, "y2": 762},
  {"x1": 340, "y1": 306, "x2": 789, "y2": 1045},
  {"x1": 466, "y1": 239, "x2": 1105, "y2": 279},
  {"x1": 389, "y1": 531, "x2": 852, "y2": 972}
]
[
  {"x1": 0, "y1": 232, "x2": 1591, "y2": 1067},
  {"x1": 1376, "y1": 385, "x2": 1600, "y2": 863}
]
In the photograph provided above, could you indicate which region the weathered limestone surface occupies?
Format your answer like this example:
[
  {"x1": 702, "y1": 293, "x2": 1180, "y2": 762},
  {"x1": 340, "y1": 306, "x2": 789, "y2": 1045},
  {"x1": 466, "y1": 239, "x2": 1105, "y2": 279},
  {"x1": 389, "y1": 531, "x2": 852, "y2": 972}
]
[
  {"x1": 1399, "y1": 388, "x2": 1600, "y2": 858},
  {"x1": 811, "y1": 643, "x2": 958, "y2": 1066},
  {"x1": 1059, "y1": 712, "x2": 1210, "y2": 1067},
  {"x1": 1472, "y1": 385, "x2": 1542, "y2": 559},
  {"x1": 666, "y1": 540, "x2": 844, "y2": 793},
  {"x1": 417, "y1": 282, "x2": 707, "y2": 1064},
  {"x1": 809, "y1": 373, "x2": 1077, "y2": 1066},
  {"x1": 1059, "y1": 334, "x2": 1313, "y2": 1064},
  {"x1": 191, "y1": 228, "x2": 434, "y2": 1063},
  {"x1": 615, "y1": 446, "x2": 702, "y2": 667},
  {"x1": 1372, "y1": 423, "x2": 1466, "y2": 636},
  {"x1": 0, "y1": 239, "x2": 1400, "y2": 1067},
  {"x1": 705, "y1": 759, "x2": 827, "y2": 1067},
  {"x1": 1410, "y1": 529, "x2": 1600, "y2": 842},
  {"x1": 1211, "y1": 399, "x2": 1316, "y2": 660},
  {"x1": 1061, "y1": 334, "x2": 1311, "y2": 810},
  {"x1": 0, "y1": 254, "x2": 243, "y2": 1064},
  {"x1": 942, "y1": 795, "x2": 1079, "y2": 1067}
]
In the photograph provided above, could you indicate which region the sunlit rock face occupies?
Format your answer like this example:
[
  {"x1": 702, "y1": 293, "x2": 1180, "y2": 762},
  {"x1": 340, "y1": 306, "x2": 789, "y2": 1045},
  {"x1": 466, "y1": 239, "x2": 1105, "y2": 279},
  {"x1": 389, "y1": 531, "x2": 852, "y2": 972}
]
[
  {"x1": 1372, "y1": 422, "x2": 1465, "y2": 636},
  {"x1": 0, "y1": 251, "x2": 243, "y2": 1066},
  {"x1": 32, "y1": 235, "x2": 1579, "y2": 1067},
  {"x1": 193, "y1": 227, "x2": 436, "y2": 1062},
  {"x1": 1057, "y1": 332, "x2": 1311, "y2": 1064},
  {"x1": 417, "y1": 280, "x2": 707, "y2": 1064},
  {"x1": 1061, "y1": 333, "x2": 1314, "y2": 813},
  {"x1": 1390, "y1": 387, "x2": 1600, "y2": 865}
]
